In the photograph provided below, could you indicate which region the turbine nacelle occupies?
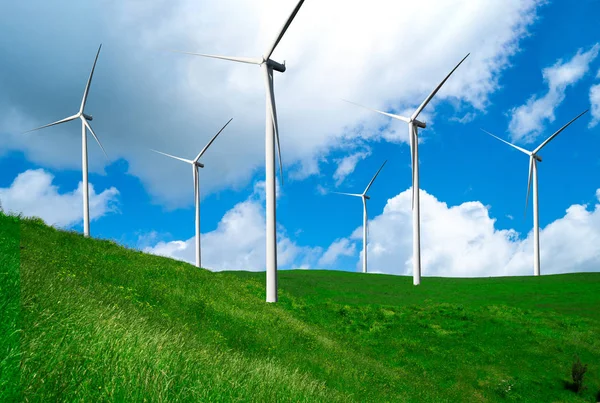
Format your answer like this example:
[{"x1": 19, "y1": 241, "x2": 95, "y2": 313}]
[
  {"x1": 363, "y1": 195, "x2": 371, "y2": 200},
  {"x1": 195, "y1": 162, "x2": 205, "y2": 168},
  {"x1": 532, "y1": 154, "x2": 542, "y2": 163},
  {"x1": 82, "y1": 113, "x2": 93, "y2": 121},
  {"x1": 412, "y1": 119, "x2": 426, "y2": 129},
  {"x1": 266, "y1": 58, "x2": 286, "y2": 73}
]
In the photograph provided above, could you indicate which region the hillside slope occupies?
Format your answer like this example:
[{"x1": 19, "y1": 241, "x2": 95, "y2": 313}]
[{"x1": 1, "y1": 212, "x2": 599, "y2": 402}]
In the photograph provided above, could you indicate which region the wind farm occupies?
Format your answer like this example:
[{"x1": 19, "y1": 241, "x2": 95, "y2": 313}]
[
  {"x1": 345, "y1": 54, "x2": 470, "y2": 285},
  {"x1": 169, "y1": 0, "x2": 306, "y2": 303},
  {"x1": 2, "y1": 0, "x2": 600, "y2": 401}
]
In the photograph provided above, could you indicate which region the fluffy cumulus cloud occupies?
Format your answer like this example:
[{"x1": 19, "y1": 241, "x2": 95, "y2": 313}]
[
  {"x1": 508, "y1": 43, "x2": 600, "y2": 143},
  {"x1": 0, "y1": 169, "x2": 119, "y2": 227},
  {"x1": 145, "y1": 184, "x2": 600, "y2": 276},
  {"x1": 145, "y1": 182, "x2": 321, "y2": 271},
  {"x1": 349, "y1": 188, "x2": 600, "y2": 277},
  {"x1": 0, "y1": 0, "x2": 544, "y2": 208}
]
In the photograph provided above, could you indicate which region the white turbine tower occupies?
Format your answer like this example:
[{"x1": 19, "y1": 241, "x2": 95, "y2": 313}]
[
  {"x1": 170, "y1": 0, "x2": 306, "y2": 302},
  {"x1": 345, "y1": 53, "x2": 469, "y2": 285},
  {"x1": 24, "y1": 44, "x2": 107, "y2": 238},
  {"x1": 151, "y1": 118, "x2": 233, "y2": 269},
  {"x1": 333, "y1": 160, "x2": 387, "y2": 274},
  {"x1": 482, "y1": 109, "x2": 588, "y2": 277}
]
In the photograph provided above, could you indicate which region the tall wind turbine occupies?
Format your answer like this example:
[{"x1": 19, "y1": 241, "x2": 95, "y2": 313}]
[
  {"x1": 345, "y1": 53, "x2": 470, "y2": 285},
  {"x1": 151, "y1": 118, "x2": 233, "y2": 268},
  {"x1": 170, "y1": 0, "x2": 307, "y2": 302},
  {"x1": 482, "y1": 109, "x2": 588, "y2": 276},
  {"x1": 24, "y1": 45, "x2": 107, "y2": 238},
  {"x1": 333, "y1": 160, "x2": 387, "y2": 274}
]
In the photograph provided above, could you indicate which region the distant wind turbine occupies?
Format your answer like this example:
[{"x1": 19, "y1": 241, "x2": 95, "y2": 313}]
[
  {"x1": 333, "y1": 160, "x2": 387, "y2": 274},
  {"x1": 169, "y1": 0, "x2": 307, "y2": 302},
  {"x1": 344, "y1": 53, "x2": 470, "y2": 285},
  {"x1": 24, "y1": 44, "x2": 106, "y2": 238},
  {"x1": 151, "y1": 118, "x2": 233, "y2": 268},
  {"x1": 482, "y1": 109, "x2": 588, "y2": 276}
]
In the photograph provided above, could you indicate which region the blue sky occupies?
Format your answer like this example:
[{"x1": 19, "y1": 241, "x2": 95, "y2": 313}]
[{"x1": 1, "y1": 0, "x2": 599, "y2": 277}]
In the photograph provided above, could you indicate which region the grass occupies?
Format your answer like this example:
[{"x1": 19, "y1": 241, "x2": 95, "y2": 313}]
[{"x1": 1, "y1": 211, "x2": 599, "y2": 402}]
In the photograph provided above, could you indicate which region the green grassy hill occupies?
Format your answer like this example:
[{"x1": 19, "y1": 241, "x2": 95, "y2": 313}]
[{"x1": 1, "y1": 211, "x2": 599, "y2": 402}]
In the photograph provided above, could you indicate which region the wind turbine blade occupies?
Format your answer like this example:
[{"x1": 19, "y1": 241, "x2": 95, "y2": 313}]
[
  {"x1": 533, "y1": 109, "x2": 589, "y2": 154},
  {"x1": 363, "y1": 160, "x2": 387, "y2": 195},
  {"x1": 525, "y1": 157, "x2": 533, "y2": 219},
  {"x1": 194, "y1": 118, "x2": 233, "y2": 162},
  {"x1": 23, "y1": 114, "x2": 79, "y2": 134},
  {"x1": 82, "y1": 119, "x2": 108, "y2": 159},
  {"x1": 168, "y1": 50, "x2": 263, "y2": 65},
  {"x1": 150, "y1": 149, "x2": 193, "y2": 165},
  {"x1": 80, "y1": 44, "x2": 102, "y2": 114},
  {"x1": 332, "y1": 191, "x2": 363, "y2": 198},
  {"x1": 264, "y1": 0, "x2": 306, "y2": 60},
  {"x1": 411, "y1": 53, "x2": 470, "y2": 120},
  {"x1": 481, "y1": 129, "x2": 531, "y2": 156},
  {"x1": 264, "y1": 68, "x2": 284, "y2": 186},
  {"x1": 342, "y1": 99, "x2": 410, "y2": 123}
]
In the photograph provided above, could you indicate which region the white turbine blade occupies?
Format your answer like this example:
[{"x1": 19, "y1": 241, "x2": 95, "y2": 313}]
[
  {"x1": 533, "y1": 109, "x2": 589, "y2": 154},
  {"x1": 82, "y1": 119, "x2": 108, "y2": 159},
  {"x1": 525, "y1": 157, "x2": 533, "y2": 219},
  {"x1": 342, "y1": 99, "x2": 410, "y2": 123},
  {"x1": 264, "y1": 0, "x2": 306, "y2": 60},
  {"x1": 411, "y1": 53, "x2": 470, "y2": 120},
  {"x1": 194, "y1": 118, "x2": 233, "y2": 162},
  {"x1": 150, "y1": 149, "x2": 193, "y2": 164},
  {"x1": 332, "y1": 191, "x2": 362, "y2": 198},
  {"x1": 80, "y1": 44, "x2": 102, "y2": 114},
  {"x1": 364, "y1": 160, "x2": 387, "y2": 195},
  {"x1": 264, "y1": 68, "x2": 284, "y2": 186},
  {"x1": 169, "y1": 50, "x2": 263, "y2": 65},
  {"x1": 23, "y1": 114, "x2": 79, "y2": 134},
  {"x1": 481, "y1": 129, "x2": 531, "y2": 156}
]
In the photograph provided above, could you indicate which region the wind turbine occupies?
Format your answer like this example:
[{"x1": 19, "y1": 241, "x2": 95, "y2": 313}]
[
  {"x1": 344, "y1": 53, "x2": 470, "y2": 285},
  {"x1": 482, "y1": 109, "x2": 588, "y2": 276},
  {"x1": 24, "y1": 44, "x2": 107, "y2": 238},
  {"x1": 333, "y1": 160, "x2": 387, "y2": 274},
  {"x1": 170, "y1": 0, "x2": 306, "y2": 302},
  {"x1": 150, "y1": 118, "x2": 233, "y2": 269}
]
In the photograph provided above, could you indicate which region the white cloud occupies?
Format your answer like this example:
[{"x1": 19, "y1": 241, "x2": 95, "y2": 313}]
[
  {"x1": 317, "y1": 238, "x2": 356, "y2": 267},
  {"x1": 0, "y1": 169, "x2": 119, "y2": 228},
  {"x1": 357, "y1": 187, "x2": 600, "y2": 277},
  {"x1": 333, "y1": 150, "x2": 371, "y2": 186},
  {"x1": 508, "y1": 43, "x2": 600, "y2": 143},
  {"x1": 0, "y1": 0, "x2": 544, "y2": 207},
  {"x1": 145, "y1": 183, "x2": 600, "y2": 277},
  {"x1": 589, "y1": 82, "x2": 600, "y2": 128},
  {"x1": 145, "y1": 182, "x2": 321, "y2": 271}
]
